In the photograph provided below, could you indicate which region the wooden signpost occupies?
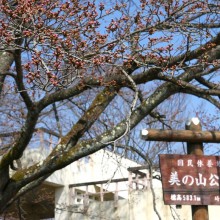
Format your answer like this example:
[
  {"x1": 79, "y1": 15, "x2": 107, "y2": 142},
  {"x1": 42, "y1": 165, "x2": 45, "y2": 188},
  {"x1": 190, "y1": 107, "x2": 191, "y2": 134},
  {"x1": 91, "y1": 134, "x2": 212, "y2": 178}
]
[{"x1": 141, "y1": 117, "x2": 220, "y2": 220}]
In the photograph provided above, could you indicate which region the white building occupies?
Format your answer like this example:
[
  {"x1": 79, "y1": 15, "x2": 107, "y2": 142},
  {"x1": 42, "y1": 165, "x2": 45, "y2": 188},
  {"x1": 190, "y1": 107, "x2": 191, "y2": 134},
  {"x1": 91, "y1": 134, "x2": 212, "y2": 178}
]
[{"x1": 4, "y1": 148, "x2": 220, "y2": 219}]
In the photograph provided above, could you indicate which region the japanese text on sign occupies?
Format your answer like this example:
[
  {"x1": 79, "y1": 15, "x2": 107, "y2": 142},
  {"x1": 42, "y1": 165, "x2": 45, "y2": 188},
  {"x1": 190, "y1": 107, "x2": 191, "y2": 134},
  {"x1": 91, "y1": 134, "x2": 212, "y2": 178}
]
[{"x1": 168, "y1": 171, "x2": 219, "y2": 187}]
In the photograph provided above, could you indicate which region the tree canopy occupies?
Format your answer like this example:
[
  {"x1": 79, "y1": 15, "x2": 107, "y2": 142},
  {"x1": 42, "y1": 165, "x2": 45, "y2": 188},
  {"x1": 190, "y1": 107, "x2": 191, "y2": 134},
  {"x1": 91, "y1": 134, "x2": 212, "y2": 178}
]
[{"x1": 0, "y1": 0, "x2": 220, "y2": 213}]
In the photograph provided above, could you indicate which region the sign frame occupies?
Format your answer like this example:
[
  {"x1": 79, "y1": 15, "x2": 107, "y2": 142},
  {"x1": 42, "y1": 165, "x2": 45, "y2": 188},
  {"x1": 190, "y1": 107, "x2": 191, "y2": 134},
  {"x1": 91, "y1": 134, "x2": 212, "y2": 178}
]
[{"x1": 159, "y1": 154, "x2": 220, "y2": 205}]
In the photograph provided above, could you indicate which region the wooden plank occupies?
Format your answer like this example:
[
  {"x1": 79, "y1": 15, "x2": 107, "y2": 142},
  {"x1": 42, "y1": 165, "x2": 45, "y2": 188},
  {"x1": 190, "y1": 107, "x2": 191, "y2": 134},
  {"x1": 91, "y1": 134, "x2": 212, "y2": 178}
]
[
  {"x1": 69, "y1": 178, "x2": 129, "y2": 187},
  {"x1": 127, "y1": 165, "x2": 149, "y2": 171},
  {"x1": 141, "y1": 129, "x2": 220, "y2": 143}
]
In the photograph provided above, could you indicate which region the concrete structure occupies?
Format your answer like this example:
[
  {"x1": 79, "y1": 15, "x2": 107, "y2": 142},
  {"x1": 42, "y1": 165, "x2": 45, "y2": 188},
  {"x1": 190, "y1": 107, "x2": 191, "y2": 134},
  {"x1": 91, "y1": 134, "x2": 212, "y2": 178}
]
[{"x1": 3, "y1": 148, "x2": 220, "y2": 219}]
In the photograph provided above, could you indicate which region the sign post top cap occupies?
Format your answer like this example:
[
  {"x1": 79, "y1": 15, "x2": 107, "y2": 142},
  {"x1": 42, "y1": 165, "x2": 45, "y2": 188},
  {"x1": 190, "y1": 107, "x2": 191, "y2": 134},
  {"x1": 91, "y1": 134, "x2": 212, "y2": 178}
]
[
  {"x1": 186, "y1": 117, "x2": 200, "y2": 126},
  {"x1": 141, "y1": 129, "x2": 149, "y2": 136}
]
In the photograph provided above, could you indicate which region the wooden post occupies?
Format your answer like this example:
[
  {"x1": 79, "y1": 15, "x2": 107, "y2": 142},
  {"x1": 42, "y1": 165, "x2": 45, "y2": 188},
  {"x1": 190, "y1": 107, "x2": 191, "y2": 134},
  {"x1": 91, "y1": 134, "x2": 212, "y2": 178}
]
[
  {"x1": 100, "y1": 184, "x2": 104, "y2": 202},
  {"x1": 128, "y1": 171, "x2": 133, "y2": 193},
  {"x1": 185, "y1": 117, "x2": 209, "y2": 220},
  {"x1": 84, "y1": 185, "x2": 89, "y2": 209},
  {"x1": 114, "y1": 182, "x2": 118, "y2": 208}
]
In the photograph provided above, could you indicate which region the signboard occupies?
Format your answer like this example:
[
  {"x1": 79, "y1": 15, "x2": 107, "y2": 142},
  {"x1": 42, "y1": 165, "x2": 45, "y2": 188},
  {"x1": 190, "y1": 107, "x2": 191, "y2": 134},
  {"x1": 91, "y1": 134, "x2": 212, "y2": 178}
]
[{"x1": 159, "y1": 154, "x2": 220, "y2": 205}]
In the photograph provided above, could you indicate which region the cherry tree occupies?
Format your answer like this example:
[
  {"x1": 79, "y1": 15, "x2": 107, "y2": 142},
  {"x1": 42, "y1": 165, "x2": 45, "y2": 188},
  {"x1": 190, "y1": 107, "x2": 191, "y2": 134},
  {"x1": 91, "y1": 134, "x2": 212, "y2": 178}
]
[{"x1": 0, "y1": 0, "x2": 220, "y2": 213}]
